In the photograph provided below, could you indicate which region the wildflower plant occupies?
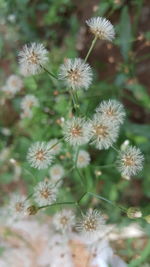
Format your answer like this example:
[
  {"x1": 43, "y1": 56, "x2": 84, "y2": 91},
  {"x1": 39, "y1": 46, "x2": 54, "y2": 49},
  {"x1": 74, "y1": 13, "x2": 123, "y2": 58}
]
[{"x1": 0, "y1": 7, "x2": 148, "y2": 262}]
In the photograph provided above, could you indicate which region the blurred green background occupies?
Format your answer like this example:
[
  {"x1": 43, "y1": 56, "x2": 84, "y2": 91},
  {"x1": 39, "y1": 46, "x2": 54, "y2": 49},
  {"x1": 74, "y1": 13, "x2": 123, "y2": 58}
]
[{"x1": 0, "y1": 0, "x2": 150, "y2": 265}]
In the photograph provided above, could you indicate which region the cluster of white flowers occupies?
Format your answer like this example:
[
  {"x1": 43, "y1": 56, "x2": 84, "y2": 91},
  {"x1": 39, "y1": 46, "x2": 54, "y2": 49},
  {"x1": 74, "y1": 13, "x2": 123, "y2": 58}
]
[
  {"x1": 53, "y1": 209, "x2": 75, "y2": 233},
  {"x1": 76, "y1": 209, "x2": 105, "y2": 243},
  {"x1": 18, "y1": 43, "x2": 49, "y2": 75},
  {"x1": 27, "y1": 141, "x2": 54, "y2": 169},
  {"x1": 9, "y1": 194, "x2": 30, "y2": 220},
  {"x1": 58, "y1": 58, "x2": 93, "y2": 91},
  {"x1": 86, "y1": 17, "x2": 115, "y2": 41},
  {"x1": 33, "y1": 180, "x2": 57, "y2": 206},
  {"x1": 1, "y1": 74, "x2": 23, "y2": 97},
  {"x1": 20, "y1": 94, "x2": 39, "y2": 119}
]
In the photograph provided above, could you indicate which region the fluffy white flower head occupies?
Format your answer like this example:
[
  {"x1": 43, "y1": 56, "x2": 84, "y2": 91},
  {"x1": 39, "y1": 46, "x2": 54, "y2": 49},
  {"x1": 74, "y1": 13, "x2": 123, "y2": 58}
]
[
  {"x1": 33, "y1": 180, "x2": 57, "y2": 206},
  {"x1": 48, "y1": 139, "x2": 62, "y2": 155},
  {"x1": 89, "y1": 113, "x2": 119, "y2": 150},
  {"x1": 6, "y1": 75, "x2": 23, "y2": 94},
  {"x1": 53, "y1": 209, "x2": 75, "y2": 233},
  {"x1": 86, "y1": 17, "x2": 115, "y2": 41},
  {"x1": 10, "y1": 194, "x2": 29, "y2": 220},
  {"x1": 96, "y1": 99, "x2": 126, "y2": 125},
  {"x1": 18, "y1": 43, "x2": 48, "y2": 75},
  {"x1": 59, "y1": 58, "x2": 93, "y2": 90},
  {"x1": 76, "y1": 209, "x2": 105, "y2": 243},
  {"x1": 64, "y1": 117, "x2": 91, "y2": 146},
  {"x1": 27, "y1": 142, "x2": 54, "y2": 169},
  {"x1": 117, "y1": 146, "x2": 144, "y2": 177},
  {"x1": 21, "y1": 94, "x2": 39, "y2": 112},
  {"x1": 77, "y1": 150, "x2": 91, "y2": 168},
  {"x1": 49, "y1": 164, "x2": 65, "y2": 181}
]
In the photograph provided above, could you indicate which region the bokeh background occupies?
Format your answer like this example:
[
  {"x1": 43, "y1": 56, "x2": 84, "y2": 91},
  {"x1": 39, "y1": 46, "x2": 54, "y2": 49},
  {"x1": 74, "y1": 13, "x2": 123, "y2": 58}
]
[{"x1": 0, "y1": 0, "x2": 150, "y2": 265}]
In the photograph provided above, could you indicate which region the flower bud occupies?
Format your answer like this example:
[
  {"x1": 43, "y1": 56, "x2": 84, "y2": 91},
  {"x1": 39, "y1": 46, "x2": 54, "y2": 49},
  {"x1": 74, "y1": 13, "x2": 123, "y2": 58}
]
[{"x1": 127, "y1": 207, "x2": 142, "y2": 219}]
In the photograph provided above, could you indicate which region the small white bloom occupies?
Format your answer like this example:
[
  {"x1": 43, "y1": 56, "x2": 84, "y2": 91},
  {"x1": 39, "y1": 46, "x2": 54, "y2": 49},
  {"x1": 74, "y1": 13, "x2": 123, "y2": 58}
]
[
  {"x1": 49, "y1": 164, "x2": 65, "y2": 181},
  {"x1": 89, "y1": 113, "x2": 119, "y2": 150},
  {"x1": 20, "y1": 109, "x2": 33, "y2": 119},
  {"x1": 117, "y1": 146, "x2": 144, "y2": 177},
  {"x1": 63, "y1": 117, "x2": 91, "y2": 146},
  {"x1": 21, "y1": 94, "x2": 39, "y2": 112},
  {"x1": 5, "y1": 75, "x2": 23, "y2": 95},
  {"x1": 59, "y1": 58, "x2": 92, "y2": 90},
  {"x1": 48, "y1": 138, "x2": 62, "y2": 155},
  {"x1": 77, "y1": 150, "x2": 91, "y2": 168},
  {"x1": 10, "y1": 194, "x2": 29, "y2": 219},
  {"x1": 53, "y1": 209, "x2": 75, "y2": 233},
  {"x1": 27, "y1": 142, "x2": 54, "y2": 169},
  {"x1": 96, "y1": 99, "x2": 125, "y2": 125},
  {"x1": 86, "y1": 17, "x2": 115, "y2": 41},
  {"x1": 33, "y1": 180, "x2": 57, "y2": 206},
  {"x1": 18, "y1": 43, "x2": 49, "y2": 75},
  {"x1": 76, "y1": 209, "x2": 105, "y2": 243}
]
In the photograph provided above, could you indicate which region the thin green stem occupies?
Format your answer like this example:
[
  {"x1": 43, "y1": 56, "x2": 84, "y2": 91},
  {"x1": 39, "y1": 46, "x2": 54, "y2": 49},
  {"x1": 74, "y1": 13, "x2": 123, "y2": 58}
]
[
  {"x1": 88, "y1": 192, "x2": 127, "y2": 213},
  {"x1": 38, "y1": 201, "x2": 75, "y2": 210},
  {"x1": 40, "y1": 65, "x2": 58, "y2": 79},
  {"x1": 95, "y1": 163, "x2": 115, "y2": 169},
  {"x1": 112, "y1": 145, "x2": 119, "y2": 153},
  {"x1": 84, "y1": 36, "x2": 98, "y2": 63}
]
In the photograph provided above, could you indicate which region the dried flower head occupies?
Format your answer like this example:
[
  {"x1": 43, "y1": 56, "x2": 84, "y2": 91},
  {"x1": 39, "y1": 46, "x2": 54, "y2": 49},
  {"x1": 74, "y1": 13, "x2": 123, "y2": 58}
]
[
  {"x1": 117, "y1": 146, "x2": 144, "y2": 177},
  {"x1": 89, "y1": 114, "x2": 119, "y2": 150},
  {"x1": 49, "y1": 164, "x2": 65, "y2": 181},
  {"x1": 21, "y1": 94, "x2": 39, "y2": 112},
  {"x1": 53, "y1": 209, "x2": 75, "y2": 233},
  {"x1": 59, "y1": 58, "x2": 93, "y2": 90},
  {"x1": 5, "y1": 75, "x2": 23, "y2": 95},
  {"x1": 77, "y1": 150, "x2": 91, "y2": 168},
  {"x1": 10, "y1": 194, "x2": 29, "y2": 219},
  {"x1": 76, "y1": 209, "x2": 105, "y2": 243},
  {"x1": 18, "y1": 43, "x2": 48, "y2": 75},
  {"x1": 96, "y1": 99, "x2": 125, "y2": 125},
  {"x1": 48, "y1": 139, "x2": 62, "y2": 155},
  {"x1": 86, "y1": 17, "x2": 115, "y2": 41},
  {"x1": 27, "y1": 142, "x2": 54, "y2": 169},
  {"x1": 63, "y1": 117, "x2": 91, "y2": 146},
  {"x1": 33, "y1": 180, "x2": 57, "y2": 206}
]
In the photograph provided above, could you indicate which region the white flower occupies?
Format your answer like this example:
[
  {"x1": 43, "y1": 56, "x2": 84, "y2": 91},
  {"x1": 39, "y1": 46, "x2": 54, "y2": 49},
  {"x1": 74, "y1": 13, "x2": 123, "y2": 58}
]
[
  {"x1": 21, "y1": 94, "x2": 39, "y2": 112},
  {"x1": 63, "y1": 117, "x2": 91, "y2": 146},
  {"x1": 77, "y1": 150, "x2": 91, "y2": 168},
  {"x1": 48, "y1": 138, "x2": 62, "y2": 155},
  {"x1": 10, "y1": 194, "x2": 29, "y2": 220},
  {"x1": 20, "y1": 109, "x2": 33, "y2": 119},
  {"x1": 89, "y1": 113, "x2": 119, "y2": 150},
  {"x1": 117, "y1": 146, "x2": 144, "y2": 177},
  {"x1": 49, "y1": 164, "x2": 65, "y2": 181},
  {"x1": 76, "y1": 209, "x2": 105, "y2": 243},
  {"x1": 53, "y1": 209, "x2": 75, "y2": 233},
  {"x1": 27, "y1": 142, "x2": 54, "y2": 169},
  {"x1": 5, "y1": 75, "x2": 23, "y2": 95},
  {"x1": 18, "y1": 43, "x2": 49, "y2": 75},
  {"x1": 96, "y1": 99, "x2": 125, "y2": 125},
  {"x1": 86, "y1": 17, "x2": 115, "y2": 41},
  {"x1": 59, "y1": 58, "x2": 93, "y2": 90},
  {"x1": 33, "y1": 180, "x2": 57, "y2": 206}
]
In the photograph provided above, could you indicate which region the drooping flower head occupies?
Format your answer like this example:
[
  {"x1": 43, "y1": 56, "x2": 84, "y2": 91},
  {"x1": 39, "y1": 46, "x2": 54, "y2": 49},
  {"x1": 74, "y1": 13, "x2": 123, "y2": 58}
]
[
  {"x1": 59, "y1": 58, "x2": 93, "y2": 90},
  {"x1": 49, "y1": 164, "x2": 65, "y2": 181},
  {"x1": 96, "y1": 99, "x2": 126, "y2": 125},
  {"x1": 76, "y1": 150, "x2": 91, "y2": 168},
  {"x1": 27, "y1": 142, "x2": 54, "y2": 169},
  {"x1": 53, "y1": 209, "x2": 75, "y2": 233},
  {"x1": 48, "y1": 138, "x2": 62, "y2": 155},
  {"x1": 18, "y1": 43, "x2": 48, "y2": 75},
  {"x1": 33, "y1": 180, "x2": 57, "y2": 206},
  {"x1": 89, "y1": 113, "x2": 119, "y2": 150},
  {"x1": 76, "y1": 209, "x2": 105, "y2": 243},
  {"x1": 117, "y1": 146, "x2": 144, "y2": 178},
  {"x1": 63, "y1": 117, "x2": 91, "y2": 146},
  {"x1": 21, "y1": 94, "x2": 39, "y2": 112},
  {"x1": 86, "y1": 17, "x2": 115, "y2": 41},
  {"x1": 10, "y1": 194, "x2": 30, "y2": 220}
]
